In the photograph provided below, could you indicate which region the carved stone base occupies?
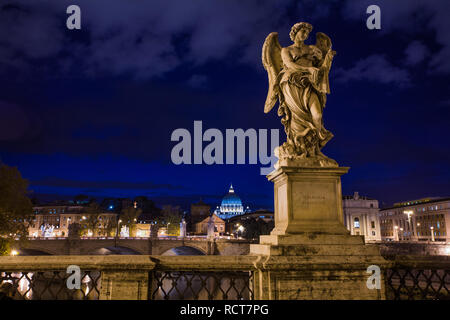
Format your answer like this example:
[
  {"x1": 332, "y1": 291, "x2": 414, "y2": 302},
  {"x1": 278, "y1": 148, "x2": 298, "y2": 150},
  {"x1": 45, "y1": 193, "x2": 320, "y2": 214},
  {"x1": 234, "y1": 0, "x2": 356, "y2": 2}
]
[
  {"x1": 266, "y1": 166, "x2": 349, "y2": 235},
  {"x1": 251, "y1": 255, "x2": 388, "y2": 300},
  {"x1": 249, "y1": 165, "x2": 390, "y2": 299},
  {"x1": 250, "y1": 234, "x2": 389, "y2": 299}
]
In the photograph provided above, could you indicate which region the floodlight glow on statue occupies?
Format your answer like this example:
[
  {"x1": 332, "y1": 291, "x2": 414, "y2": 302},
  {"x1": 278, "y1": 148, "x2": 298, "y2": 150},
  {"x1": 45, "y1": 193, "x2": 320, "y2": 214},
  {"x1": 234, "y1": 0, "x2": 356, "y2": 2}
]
[{"x1": 263, "y1": 22, "x2": 338, "y2": 167}]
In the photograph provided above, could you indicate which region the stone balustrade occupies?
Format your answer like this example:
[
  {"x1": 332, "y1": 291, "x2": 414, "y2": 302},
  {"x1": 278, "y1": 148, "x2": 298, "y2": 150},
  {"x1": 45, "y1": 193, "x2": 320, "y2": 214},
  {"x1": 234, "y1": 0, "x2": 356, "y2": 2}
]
[{"x1": 1, "y1": 255, "x2": 449, "y2": 300}]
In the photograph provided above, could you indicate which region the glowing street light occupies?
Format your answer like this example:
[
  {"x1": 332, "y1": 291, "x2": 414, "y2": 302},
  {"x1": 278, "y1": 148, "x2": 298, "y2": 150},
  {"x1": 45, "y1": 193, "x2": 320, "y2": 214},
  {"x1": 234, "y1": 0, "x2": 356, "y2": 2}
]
[
  {"x1": 430, "y1": 226, "x2": 435, "y2": 242},
  {"x1": 11, "y1": 250, "x2": 19, "y2": 256},
  {"x1": 404, "y1": 210, "x2": 413, "y2": 223},
  {"x1": 394, "y1": 226, "x2": 399, "y2": 241}
]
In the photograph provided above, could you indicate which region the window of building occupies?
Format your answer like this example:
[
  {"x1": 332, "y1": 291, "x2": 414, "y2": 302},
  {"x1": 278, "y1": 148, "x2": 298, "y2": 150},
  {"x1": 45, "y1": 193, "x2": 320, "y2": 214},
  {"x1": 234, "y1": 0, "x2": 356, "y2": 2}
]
[
  {"x1": 372, "y1": 231, "x2": 376, "y2": 236},
  {"x1": 354, "y1": 217, "x2": 360, "y2": 228},
  {"x1": 371, "y1": 221, "x2": 375, "y2": 228}
]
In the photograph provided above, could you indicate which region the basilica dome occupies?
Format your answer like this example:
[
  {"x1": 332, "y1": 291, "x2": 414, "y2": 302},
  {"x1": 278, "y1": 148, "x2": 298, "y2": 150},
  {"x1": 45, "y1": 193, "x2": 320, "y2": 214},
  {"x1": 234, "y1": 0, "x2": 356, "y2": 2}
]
[
  {"x1": 215, "y1": 184, "x2": 248, "y2": 219},
  {"x1": 221, "y1": 185, "x2": 243, "y2": 207}
]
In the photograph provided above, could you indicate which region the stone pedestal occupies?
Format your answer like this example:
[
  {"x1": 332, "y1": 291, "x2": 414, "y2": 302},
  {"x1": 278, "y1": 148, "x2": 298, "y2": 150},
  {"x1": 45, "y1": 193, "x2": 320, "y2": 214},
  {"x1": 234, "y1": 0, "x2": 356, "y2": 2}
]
[
  {"x1": 267, "y1": 166, "x2": 349, "y2": 236},
  {"x1": 250, "y1": 166, "x2": 390, "y2": 300}
]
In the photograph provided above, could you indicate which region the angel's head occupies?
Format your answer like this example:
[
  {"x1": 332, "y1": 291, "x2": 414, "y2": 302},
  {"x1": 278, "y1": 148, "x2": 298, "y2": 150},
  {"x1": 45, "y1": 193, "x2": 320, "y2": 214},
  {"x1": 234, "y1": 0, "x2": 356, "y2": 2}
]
[{"x1": 290, "y1": 22, "x2": 313, "y2": 43}]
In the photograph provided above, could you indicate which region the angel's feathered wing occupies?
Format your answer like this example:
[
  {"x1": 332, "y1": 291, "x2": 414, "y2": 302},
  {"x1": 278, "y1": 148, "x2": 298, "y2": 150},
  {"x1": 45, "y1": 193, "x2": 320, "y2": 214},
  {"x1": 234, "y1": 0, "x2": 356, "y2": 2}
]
[
  {"x1": 262, "y1": 32, "x2": 282, "y2": 113},
  {"x1": 315, "y1": 32, "x2": 335, "y2": 94}
]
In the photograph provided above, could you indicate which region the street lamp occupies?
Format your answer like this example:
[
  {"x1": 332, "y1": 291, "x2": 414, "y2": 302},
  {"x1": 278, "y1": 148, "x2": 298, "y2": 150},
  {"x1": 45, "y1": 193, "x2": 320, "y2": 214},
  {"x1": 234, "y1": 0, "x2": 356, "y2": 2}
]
[
  {"x1": 404, "y1": 210, "x2": 413, "y2": 223},
  {"x1": 403, "y1": 210, "x2": 414, "y2": 241},
  {"x1": 115, "y1": 218, "x2": 122, "y2": 247},
  {"x1": 394, "y1": 226, "x2": 399, "y2": 241},
  {"x1": 430, "y1": 226, "x2": 435, "y2": 242},
  {"x1": 10, "y1": 250, "x2": 18, "y2": 256}
]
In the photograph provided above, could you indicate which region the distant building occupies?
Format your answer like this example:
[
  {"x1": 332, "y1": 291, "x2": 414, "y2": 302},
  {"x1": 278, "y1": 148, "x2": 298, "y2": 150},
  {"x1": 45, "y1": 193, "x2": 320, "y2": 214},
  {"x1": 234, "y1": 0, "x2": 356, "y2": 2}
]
[
  {"x1": 134, "y1": 223, "x2": 151, "y2": 237},
  {"x1": 194, "y1": 214, "x2": 225, "y2": 236},
  {"x1": 343, "y1": 192, "x2": 381, "y2": 243},
  {"x1": 28, "y1": 205, "x2": 117, "y2": 238},
  {"x1": 188, "y1": 199, "x2": 211, "y2": 233},
  {"x1": 379, "y1": 197, "x2": 450, "y2": 242},
  {"x1": 214, "y1": 184, "x2": 250, "y2": 220},
  {"x1": 190, "y1": 199, "x2": 211, "y2": 218}
]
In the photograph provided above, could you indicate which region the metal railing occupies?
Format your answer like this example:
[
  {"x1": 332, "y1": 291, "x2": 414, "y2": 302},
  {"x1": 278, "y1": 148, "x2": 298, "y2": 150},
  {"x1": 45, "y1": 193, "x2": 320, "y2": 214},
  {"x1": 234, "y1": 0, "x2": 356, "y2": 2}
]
[
  {"x1": 0, "y1": 270, "x2": 101, "y2": 300},
  {"x1": 149, "y1": 270, "x2": 254, "y2": 300},
  {"x1": 384, "y1": 258, "x2": 450, "y2": 300}
]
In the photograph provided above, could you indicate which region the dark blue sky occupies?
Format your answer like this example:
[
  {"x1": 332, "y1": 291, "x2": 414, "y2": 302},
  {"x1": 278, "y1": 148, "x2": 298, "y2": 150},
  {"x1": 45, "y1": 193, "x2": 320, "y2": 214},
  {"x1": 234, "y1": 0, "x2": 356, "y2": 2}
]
[{"x1": 0, "y1": 0, "x2": 449, "y2": 210}]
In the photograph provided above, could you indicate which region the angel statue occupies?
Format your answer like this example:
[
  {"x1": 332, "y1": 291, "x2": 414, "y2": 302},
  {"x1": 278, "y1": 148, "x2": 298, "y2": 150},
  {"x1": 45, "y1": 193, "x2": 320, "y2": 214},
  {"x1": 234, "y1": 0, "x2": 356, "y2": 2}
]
[{"x1": 263, "y1": 22, "x2": 338, "y2": 167}]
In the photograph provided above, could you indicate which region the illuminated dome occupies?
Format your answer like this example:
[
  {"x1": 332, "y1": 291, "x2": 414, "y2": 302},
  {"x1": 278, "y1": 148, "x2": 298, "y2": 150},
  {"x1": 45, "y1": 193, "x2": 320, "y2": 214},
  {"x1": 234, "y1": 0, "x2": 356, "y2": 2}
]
[
  {"x1": 215, "y1": 184, "x2": 247, "y2": 220},
  {"x1": 221, "y1": 185, "x2": 243, "y2": 207}
]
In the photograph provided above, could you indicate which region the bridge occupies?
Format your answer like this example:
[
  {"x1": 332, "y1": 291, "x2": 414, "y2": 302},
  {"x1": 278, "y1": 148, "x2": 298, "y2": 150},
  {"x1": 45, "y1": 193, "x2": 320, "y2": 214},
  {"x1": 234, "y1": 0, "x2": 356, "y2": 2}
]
[{"x1": 13, "y1": 237, "x2": 253, "y2": 256}]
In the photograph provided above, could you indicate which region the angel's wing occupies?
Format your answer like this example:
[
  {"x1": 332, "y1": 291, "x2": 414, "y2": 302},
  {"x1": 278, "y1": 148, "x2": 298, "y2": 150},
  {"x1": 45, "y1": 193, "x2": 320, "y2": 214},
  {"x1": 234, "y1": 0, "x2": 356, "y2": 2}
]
[
  {"x1": 315, "y1": 32, "x2": 335, "y2": 94},
  {"x1": 262, "y1": 32, "x2": 282, "y2": 113},
  {"x1": 315, "y1": 32, "x2": 332, "y2": 59}
]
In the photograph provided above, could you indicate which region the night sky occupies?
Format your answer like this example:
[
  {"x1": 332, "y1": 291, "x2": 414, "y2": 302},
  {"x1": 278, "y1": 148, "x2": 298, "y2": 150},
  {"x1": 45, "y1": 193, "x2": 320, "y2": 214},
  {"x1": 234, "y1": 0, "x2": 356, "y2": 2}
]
[{"x1": 0, "y1": 0, "x2": 449, "y2": 210}]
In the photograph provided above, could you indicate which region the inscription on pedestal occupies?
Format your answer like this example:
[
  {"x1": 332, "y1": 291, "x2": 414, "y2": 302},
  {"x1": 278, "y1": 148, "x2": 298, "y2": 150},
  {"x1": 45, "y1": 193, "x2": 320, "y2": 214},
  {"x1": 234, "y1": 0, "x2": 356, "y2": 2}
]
[{"x1": 292, "y1": 181, "x2": 336, "y2": 221}]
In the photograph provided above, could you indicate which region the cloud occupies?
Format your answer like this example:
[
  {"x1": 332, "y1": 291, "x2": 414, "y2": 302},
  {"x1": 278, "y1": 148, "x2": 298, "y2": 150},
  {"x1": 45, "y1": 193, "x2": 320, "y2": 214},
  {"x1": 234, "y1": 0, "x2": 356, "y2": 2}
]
[
  {"x1": 343, "y1": 0, "x2": 450, "y2": 73},
  {"x1": 0, "y1": 0, "x2": 293, "y2": 78},
  {"x1": 187, "y1": 74, "x2": 208, "y2": 89},
  {"x1": 404, "y1": 41, "x2": 429, "y2": 66},
  {"x1": 334, "y1": 54, "x2": 410, "y2": 87}
]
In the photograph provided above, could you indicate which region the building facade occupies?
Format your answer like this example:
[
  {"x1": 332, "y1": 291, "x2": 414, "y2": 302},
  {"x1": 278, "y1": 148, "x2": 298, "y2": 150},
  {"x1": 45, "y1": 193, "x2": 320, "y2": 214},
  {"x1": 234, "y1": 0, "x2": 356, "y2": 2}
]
[
  {"x1": 194, "y1": 214, "x2": 225, "y2": 236},
  {"x1": 214, "y1": 184, "x2": 250, "y2": 220},
  {"x1": 343, "y1": 192, "x2": 381, "y2": 243},
  {"x1": 28, "y1": 205, "x2": 118, "y2": 238},
  {"x1": 379, "y1": 197, "x2": 450, "y2": 242}
]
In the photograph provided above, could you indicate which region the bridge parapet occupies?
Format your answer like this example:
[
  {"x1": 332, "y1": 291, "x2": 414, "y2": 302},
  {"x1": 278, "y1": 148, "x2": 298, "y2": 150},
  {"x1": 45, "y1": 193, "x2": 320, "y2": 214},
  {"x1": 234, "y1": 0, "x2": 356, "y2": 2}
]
[{"x1": 1, "y1": 255, "x2": 450, "y2": 300}]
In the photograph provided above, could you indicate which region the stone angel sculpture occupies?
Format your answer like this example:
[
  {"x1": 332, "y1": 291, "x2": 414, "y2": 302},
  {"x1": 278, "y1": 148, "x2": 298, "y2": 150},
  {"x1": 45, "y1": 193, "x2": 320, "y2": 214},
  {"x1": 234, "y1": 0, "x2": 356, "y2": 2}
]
[{"x1": 263, "y1": 22, "x2": 338, "y2": 167}]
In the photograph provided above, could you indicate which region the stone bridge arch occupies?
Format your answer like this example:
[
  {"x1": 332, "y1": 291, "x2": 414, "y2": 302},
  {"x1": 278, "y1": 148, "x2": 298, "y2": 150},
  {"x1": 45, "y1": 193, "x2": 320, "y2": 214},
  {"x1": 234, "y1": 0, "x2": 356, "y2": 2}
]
[
  {"x1": 77, "y1": 239, "x2": 147, "y2": 255},
  {"x1": 160, "y1": 245, "x2": 207, "y2": 256},
  {"x1": 88, "y1": 246, "x2": 143, "y2": 255},
  {"x1": 152, "y1": 240, "x2": 210, "y2": 255},
  {"x1": 16, "y1": 243, "x2": 59, "y2": 256}
]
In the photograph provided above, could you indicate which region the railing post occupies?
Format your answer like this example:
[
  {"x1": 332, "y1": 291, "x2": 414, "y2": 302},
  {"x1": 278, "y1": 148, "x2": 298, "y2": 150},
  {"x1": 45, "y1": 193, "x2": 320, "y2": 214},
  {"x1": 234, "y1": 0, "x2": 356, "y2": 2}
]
[{"x1": 100, "y1": 270, "x2": 149, "y2": 300}]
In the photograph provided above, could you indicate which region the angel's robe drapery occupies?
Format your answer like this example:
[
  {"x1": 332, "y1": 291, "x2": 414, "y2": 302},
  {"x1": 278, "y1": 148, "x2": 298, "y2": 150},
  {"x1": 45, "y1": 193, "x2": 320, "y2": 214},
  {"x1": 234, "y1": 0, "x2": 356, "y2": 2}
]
[{"x1": 279, "y1": 66, "x2": 333, "y2": 152}]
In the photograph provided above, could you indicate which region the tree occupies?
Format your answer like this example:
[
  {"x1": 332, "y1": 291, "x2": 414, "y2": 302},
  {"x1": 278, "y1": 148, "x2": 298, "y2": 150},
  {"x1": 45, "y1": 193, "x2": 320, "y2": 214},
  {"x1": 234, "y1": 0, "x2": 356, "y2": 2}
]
[
  {"x1": 134, "y1": 196, "x2": 161, "y2": 216},
  {"x1": 103, "y1": 219, "x2": 117, "y2": 237},
  {"x1": 241, "y1": 218, "x2": 274, "y2": 240},
  {"x1": 80, "y1": 202, "x2": 102, "y2": 237},
  {"x1": 120, "y1": 207, "x2": 142, "y2": 237},
  {"x1": 157, "y1": 205, "x2": 182, "y2": 236},
  {"x1": 73, "y1": 194, "x2": 90, "y2": 204},
  {"x1": 0, "y1": 165, "x2": 33, "y2": 255}
]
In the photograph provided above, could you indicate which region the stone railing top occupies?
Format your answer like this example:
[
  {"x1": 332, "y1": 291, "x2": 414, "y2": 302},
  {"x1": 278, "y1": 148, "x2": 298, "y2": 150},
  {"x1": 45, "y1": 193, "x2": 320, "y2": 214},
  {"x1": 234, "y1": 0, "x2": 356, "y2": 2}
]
[
  {"x1": 2, "y1": 254, "x2": 449, "y2": 273},
  {"x1": 0, "y1": 255, "x2": 257, "y2": 271}
]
